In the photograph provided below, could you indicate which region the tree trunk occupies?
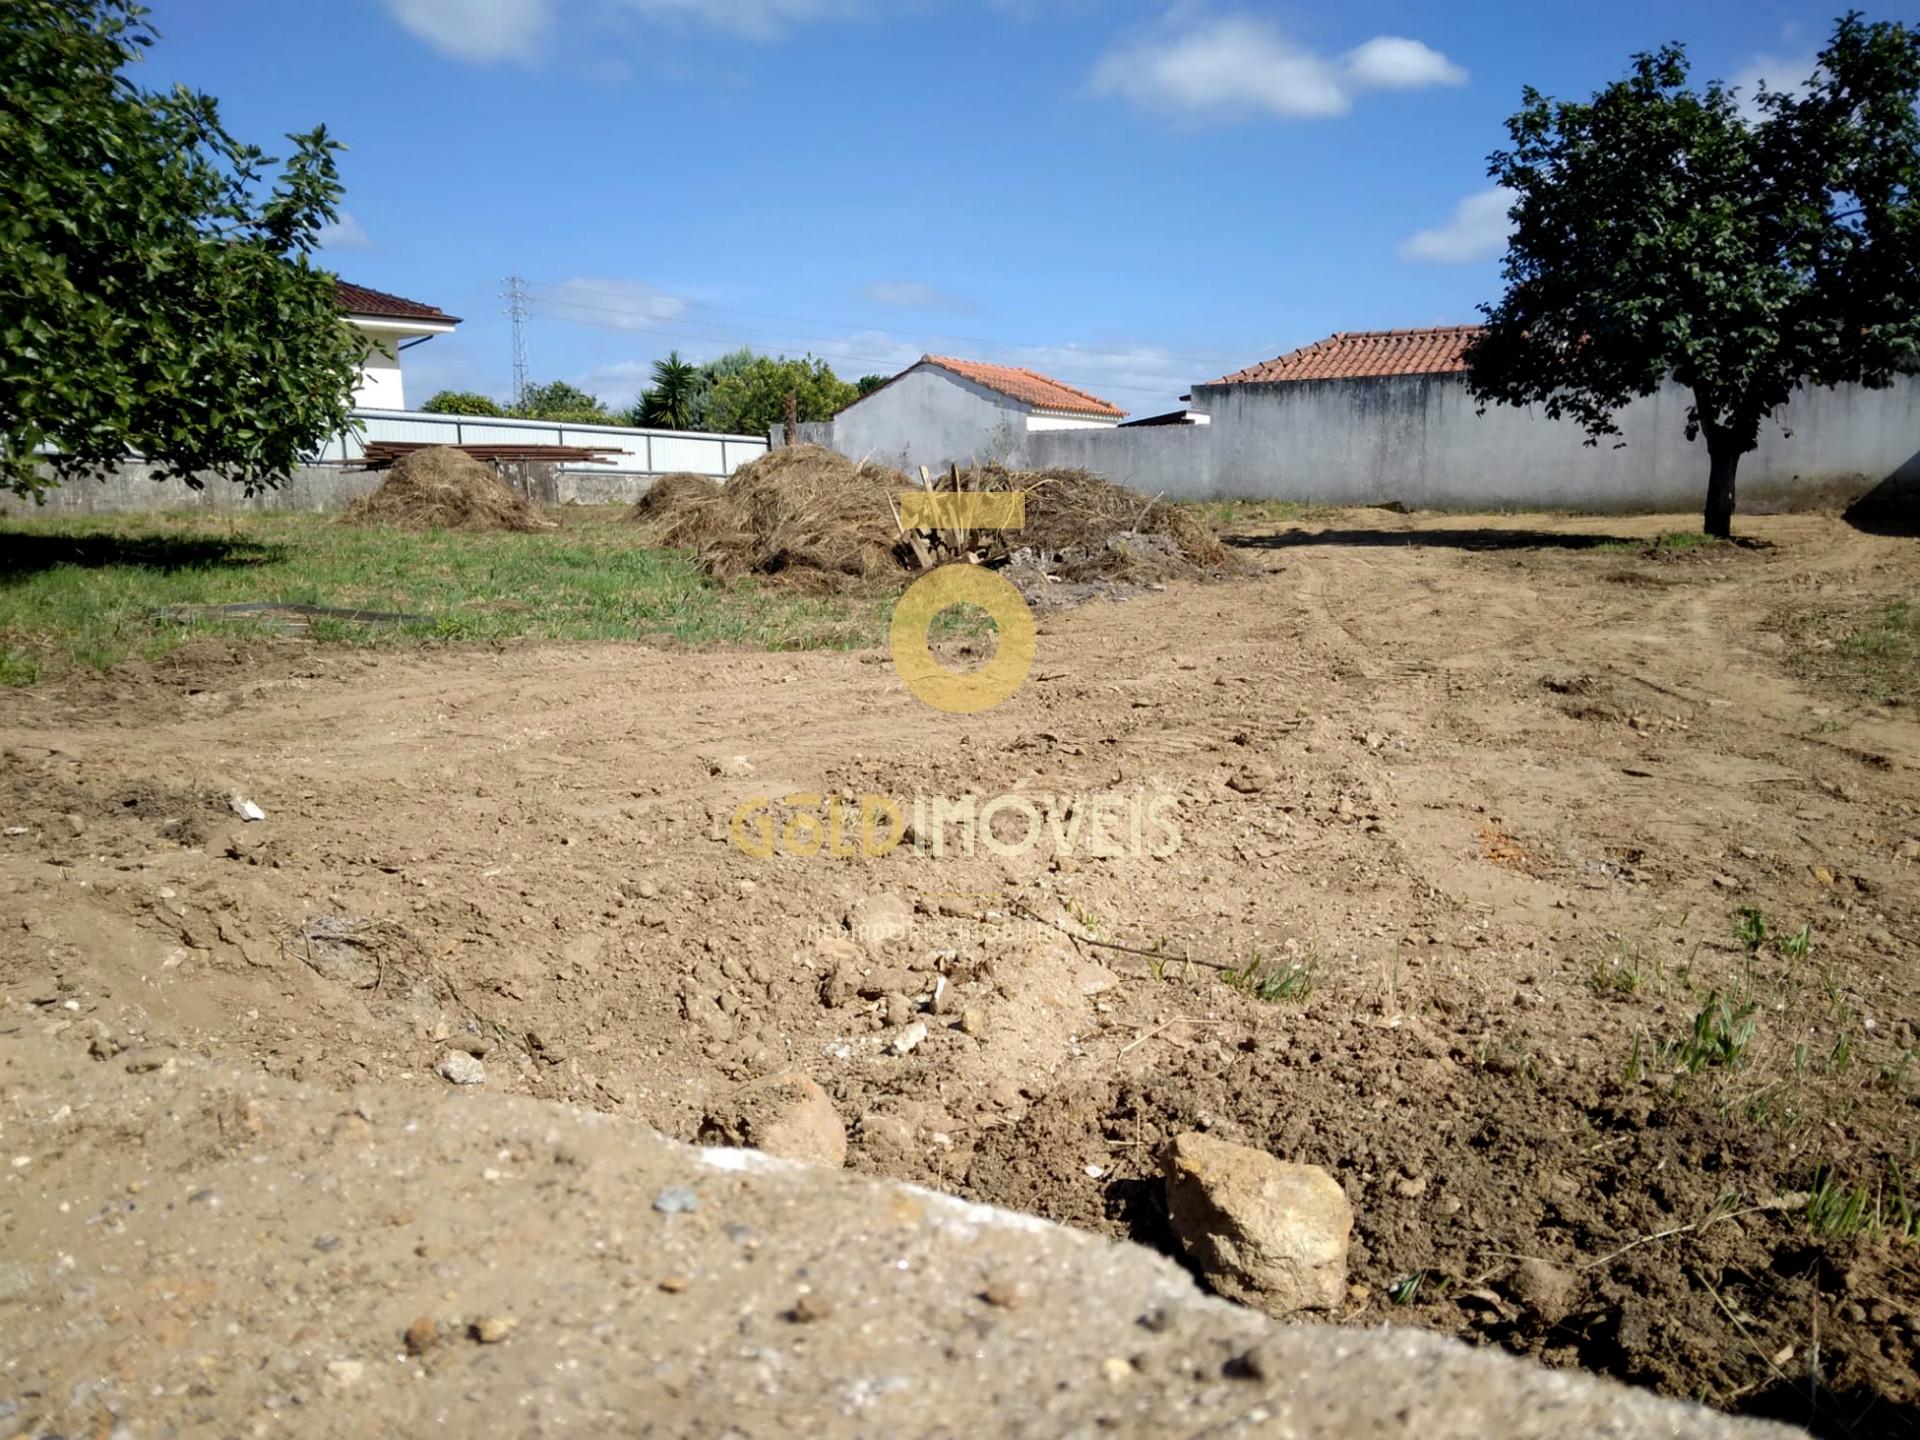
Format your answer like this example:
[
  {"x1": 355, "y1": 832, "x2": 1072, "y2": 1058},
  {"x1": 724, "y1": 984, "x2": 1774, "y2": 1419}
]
[{"x1": 1703, "y1": 435, "x2": 1739, "y2": 540}]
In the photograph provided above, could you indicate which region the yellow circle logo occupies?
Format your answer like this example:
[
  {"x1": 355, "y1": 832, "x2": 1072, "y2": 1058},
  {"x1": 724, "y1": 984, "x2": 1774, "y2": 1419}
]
[{"x1": 889, "y1": 565, "x2": 1036, "y2": 714}]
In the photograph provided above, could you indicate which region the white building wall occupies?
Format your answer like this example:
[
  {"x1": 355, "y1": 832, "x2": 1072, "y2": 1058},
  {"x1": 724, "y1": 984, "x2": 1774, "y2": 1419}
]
[
  {"x1": 352, "y1": 340, "x2": 406, "y2": 410},
  {"x1": 1026, "y1": 412, "x2": 1119, "y2": 432},
  {"x1": 816, "y1": 367, "x2": 1027, "y2": 473}
]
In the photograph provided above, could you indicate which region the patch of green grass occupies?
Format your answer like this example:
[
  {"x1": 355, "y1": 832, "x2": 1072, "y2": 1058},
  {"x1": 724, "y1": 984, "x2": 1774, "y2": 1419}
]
[
  {"x1": 1630, "y1": 990, "x2": 1759, "y2": 1082},
  {"x1": 0, "y1": 511, "x2": 886, "y2": 683},
  {"x1": 1593, "y1": 530, "x2": 1730, "y2": 554},
  {"x1": 1591, "y1": 935, "x2": 1668, "y2": 997},
  {"x1": 1222, "y1": 953, "x2": 1319, "y2": 1005},
  {"x1": 1672, "y1": 991, "x2": 1759, "y2": 1075},
  {"x1": 1836, "y1": 599, "x2": 1916, "y2": 702},
  {"x1": 1806, "y1": 1162, "x2": 1919, "y2": 1241}
]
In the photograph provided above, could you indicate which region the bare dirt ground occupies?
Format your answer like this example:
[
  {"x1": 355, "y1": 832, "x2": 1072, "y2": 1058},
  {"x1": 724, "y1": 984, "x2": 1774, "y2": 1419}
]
[{"x1": 4, "y1": 508, "x2": 1917, "y2": 1435}]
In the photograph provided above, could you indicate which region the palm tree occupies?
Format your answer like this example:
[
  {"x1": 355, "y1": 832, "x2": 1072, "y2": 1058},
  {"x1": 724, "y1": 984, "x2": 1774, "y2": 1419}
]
[{"x1": 639, "y1": 351, "x2": 701, "y2": 430}]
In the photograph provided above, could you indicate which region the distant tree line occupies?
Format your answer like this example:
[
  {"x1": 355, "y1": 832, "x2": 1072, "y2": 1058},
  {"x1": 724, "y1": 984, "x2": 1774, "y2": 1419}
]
[{"x1": 421, "y1": 350, "x2": 874, "y2": 436}]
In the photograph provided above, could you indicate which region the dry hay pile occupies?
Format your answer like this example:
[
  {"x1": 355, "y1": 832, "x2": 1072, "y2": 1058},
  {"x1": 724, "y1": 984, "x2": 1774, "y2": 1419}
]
[
  {"x1": 627, "y1": 472, "x2": 720, "y2": 521},
  {"x1": 628, "y1": 444, "x2": 1235, "y2": 593},
  {"x1": 966, "y1": 462, "x2": 1233, "y2": 583},
  {"x1": 632, "y1": 445, "x2": 910, "y2": 591},
  {"x1": 341, "y1": 447, "x2": 549, "y2": 533}
]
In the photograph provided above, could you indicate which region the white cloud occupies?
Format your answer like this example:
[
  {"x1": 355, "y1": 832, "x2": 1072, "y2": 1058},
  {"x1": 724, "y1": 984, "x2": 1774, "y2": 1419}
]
[
  {"x1": 383, "y1": 0, "x2": 550, "y2": 63},
  {"x1": 533, "y1": 277, "x2": 689, "y2": 330},
  {"x1": 1729, "y1": 52, "x2": 1820, "y2": 123},
  {"x1": 1344, "y1": 36, "x2": 1468, "y2": 92},
  {"x1": 379, "y1": 0, "x2": 850, "y2": 61},
  {"x1": 863, "y1": 281, "x2": 972, "y2": 312},
  {"x1": 316, "y1": 211, "x2": 371, "y2": 251},
  {"x1": 1399, "y1": 187, "x2": 1514, "y2": 264},
  {"x1": 1090, "y1": 16, "x2": 1466, "y2": 122}
]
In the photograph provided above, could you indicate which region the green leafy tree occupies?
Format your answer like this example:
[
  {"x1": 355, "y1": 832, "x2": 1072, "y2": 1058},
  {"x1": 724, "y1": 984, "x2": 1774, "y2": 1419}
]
[
  {"x1": 419, "y1": 390, "x2": 507, "y2": 417},
  {"x1": 512, "y1": 379, "x2": 610, "y2": 425},
  {"x1": 1467, "y1": 14, "x2": 1920, "y2": 537},
  {"x1": 856, "y1": 374, "x2": 889, "y2": 397},
  {"x1": 705, "y1": 355, "x2": 859, "y2": 437},
  {"x1": 636, "y1": 351, "x2": 701, "y2": 430},
  {"x1": 1, "y1": 0, "x2": 366, "y2": 499},
  {"x1": 684, "y1": 347, "x2": 756, "y2": 432}
]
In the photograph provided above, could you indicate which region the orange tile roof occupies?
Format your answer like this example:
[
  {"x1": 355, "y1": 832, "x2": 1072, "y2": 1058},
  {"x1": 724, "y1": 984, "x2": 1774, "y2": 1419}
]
[
  {"x1": 1207, "y1": 325, "x2": 1481, "y2": 385},
  {"x1": 335, "y1": 280, "x2": 461, "y2": 325},
  {"x1": 920, "y1": 355, "x2": 1126, "y2": 418}
]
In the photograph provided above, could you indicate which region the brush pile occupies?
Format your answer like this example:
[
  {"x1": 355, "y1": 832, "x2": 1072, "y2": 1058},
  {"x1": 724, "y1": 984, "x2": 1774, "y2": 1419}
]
[
  {"x1": 340, "y1": 447, "x2": 550, "y2": 533},
  {"x1": 628, "y1": 445, "x2": 1234, "y2": 593}
]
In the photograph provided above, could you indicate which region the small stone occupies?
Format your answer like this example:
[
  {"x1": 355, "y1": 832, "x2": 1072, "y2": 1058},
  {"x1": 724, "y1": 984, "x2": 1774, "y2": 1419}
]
[
  {"x1": 980, "y1": 1276, "x2": 1028, "y2": 1309},
  {"x1": 960, "y1": 1007, "x2": 987, "y2": 1038},
  {"x1": 658, "y1": 1275, "x2": 689, "y2": 1294},
  {"x1": 883, "y1": 993, "x2": 916, "y2": 1027},
  {"x1": 653, "y1": 1186, "x2": 700, "y2": 1215},
  {"x1": 1164, "y1": 1132, "x2": 1351, "y2": 1317},
  {"x1": 63, "y1": 812, "x2": 87, "y2": 837},
  {"x1": 325, "y1": 1359, "x2": 365, "y2": 1387},
  {"x1": 891, "y1": 1021, "x2": 928, "y2": 1055},
  {"x1": 706, "y1": 754, "x2": 753, "y2": 777},
  {"x1": 788, "y1": 1293, "x2": 832, "y2": 1324},
  {"x1": 228, "y1": 793, "x2": 267, "y2": 822},
  {"x1": 1898, "y1": 839, "x2": 1919, "y2": 862},
  {"x1": 469, "y1": 1315, "x2": 516, "y2": 1344},
  {"x1": 847, "y1": 892, "x2": 914, "y2": 950},
  {"x1": 434, "y1": 1051, "x2": 486, "y2": 1086},
  {"x1": 1508, "y1": 1258, "x2": 1577, "y2": 1324},
  {"x1": 1812, "y1": 865, "x2": 1836, "y2": 885},
  {"x1": 403, "y1": 1316, "x2": 439, "y2": 1356},
  {"x1": 1226, "y1": 765, "x2": 1272, "y2": 795},
  {"x1": 1395, "y1": 1174, "x2": 1429, "y2": 1199},
  {"x1": 1228, "y1": 1339, "x2": 1288, "y2": 1382},
  {"x1": 1102, "y1": 1356, "x2": 1135, "y2": 1385}
]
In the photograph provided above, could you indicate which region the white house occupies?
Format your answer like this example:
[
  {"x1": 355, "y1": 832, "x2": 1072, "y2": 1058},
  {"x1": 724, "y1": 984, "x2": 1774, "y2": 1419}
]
[
  {"x1": 336, "y1": 280, "x2": 460, "y2": 411},
  {"x1": 800, "y1": 354, "x2": 1126, "y2": 472}
]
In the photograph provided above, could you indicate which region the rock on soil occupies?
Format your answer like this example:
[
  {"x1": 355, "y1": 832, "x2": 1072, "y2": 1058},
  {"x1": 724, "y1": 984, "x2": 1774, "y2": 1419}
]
[
  {"x1": 434, "y1": 1050, "x2": 486, "y2": 1086},
  {"x1": 1164, "y1": 1132, "x2": 1353, "y2": 1317},
  {"x1": 698, "y1": 1070, "x2": 847, "y2": 1168},
  {"x1": 0, "y1": 1032, "x2": 1788, "y2": 1440}
]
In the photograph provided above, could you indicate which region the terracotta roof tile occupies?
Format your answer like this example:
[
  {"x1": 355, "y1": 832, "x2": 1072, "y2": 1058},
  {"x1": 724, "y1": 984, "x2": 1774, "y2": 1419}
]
[
  {"x1": 1208, "y1": 325, "x2": 1481, "y2": 385},
  {"x1": 920, "y1": 355, "x2": 1125, "y2": 418},
  {"x1": 335, "y1": 280, "x2": 461, "y2": 325}
]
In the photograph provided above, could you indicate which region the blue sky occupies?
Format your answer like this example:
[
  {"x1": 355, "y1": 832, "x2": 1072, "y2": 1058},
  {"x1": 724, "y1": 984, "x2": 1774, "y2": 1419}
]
[{"x1": 145, "y1": 0, "x2": 1843, "y2": 416}]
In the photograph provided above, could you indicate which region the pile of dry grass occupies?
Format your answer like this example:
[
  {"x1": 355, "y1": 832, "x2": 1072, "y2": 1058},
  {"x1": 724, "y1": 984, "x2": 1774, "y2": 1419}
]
[
  {"x1": 627, "y1": 472, "x2": 720, "y2": 521},
  {"x1": 627, "y1": 444, "x2": 1235, "y2": 593},
  {"x1": 965, "y1": 462, "x2": 1233, "y2": 581},
  {"x1": 630, "y1": 446, "x2": 910, "y2": 591},
  {"x1": 341, "y1": 447, "x2": 549, "y2": 533}
]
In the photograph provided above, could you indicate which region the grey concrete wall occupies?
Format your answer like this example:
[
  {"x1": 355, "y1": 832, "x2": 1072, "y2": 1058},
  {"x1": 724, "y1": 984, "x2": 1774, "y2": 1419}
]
[
  {"x1": 801, "y1": 367, "x2": 1028, "y2": 475},
  {"x1": 13, "y1": 462, "x2": 677, "y2": 516},
  {"x1": 947, "y1": 373, "x2": 1920, "y2": 514}
]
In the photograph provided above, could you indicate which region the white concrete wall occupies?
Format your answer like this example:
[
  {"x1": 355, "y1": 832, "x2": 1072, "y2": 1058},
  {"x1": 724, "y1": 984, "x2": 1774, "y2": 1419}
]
[
  {"x1": 820, "y1": 367, "x2": 1027, "y2": 473},
  {"x1": 352, "y1": 340, "x2": 405, "y2": 410},
  {"x1": 1011, "y1": 372, "x2": 1920, "y2": 513},
  {"x1": 1026, "y1": 412, "x2": 1120, "y2": 432},
  {"x1": 313, "y1": 411, "x2": 768, "y2": 478}
]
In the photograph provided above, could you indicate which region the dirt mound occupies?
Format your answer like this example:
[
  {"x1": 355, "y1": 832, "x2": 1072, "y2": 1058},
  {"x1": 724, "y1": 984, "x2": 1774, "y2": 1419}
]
[
  {"x1": 342, "y1": 447, "x2": 550, "y2": 533},
  {"x1": 629, "y1": 445, "x2": 1236, "y2": 593}
]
